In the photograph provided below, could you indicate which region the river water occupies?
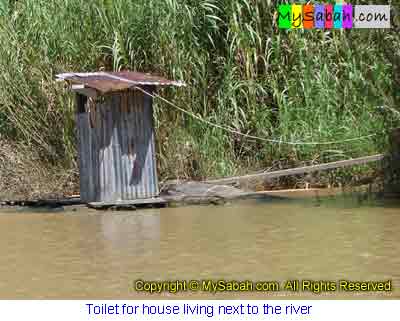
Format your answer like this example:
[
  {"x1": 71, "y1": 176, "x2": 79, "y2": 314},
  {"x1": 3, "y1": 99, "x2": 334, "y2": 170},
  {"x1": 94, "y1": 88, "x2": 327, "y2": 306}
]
[{"x1": 0, "y1": 194, "x2": 399, "y2": 299}]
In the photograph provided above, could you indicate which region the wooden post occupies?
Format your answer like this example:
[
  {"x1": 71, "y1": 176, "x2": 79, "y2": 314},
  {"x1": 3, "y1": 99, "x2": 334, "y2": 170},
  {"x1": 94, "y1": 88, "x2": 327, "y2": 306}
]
[
  {"x1": 389, "y1": 128, "x2": 400, "y2": 154},
  {"x1": 383, "y1": 128, "x2": 400, "y2": 196}
]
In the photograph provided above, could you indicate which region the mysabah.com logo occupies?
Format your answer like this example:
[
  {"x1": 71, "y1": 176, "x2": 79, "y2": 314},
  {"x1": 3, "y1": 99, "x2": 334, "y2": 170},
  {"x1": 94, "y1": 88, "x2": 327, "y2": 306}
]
[{"x1": 277, "y1": 4, "x2": 391, "y2": 29}]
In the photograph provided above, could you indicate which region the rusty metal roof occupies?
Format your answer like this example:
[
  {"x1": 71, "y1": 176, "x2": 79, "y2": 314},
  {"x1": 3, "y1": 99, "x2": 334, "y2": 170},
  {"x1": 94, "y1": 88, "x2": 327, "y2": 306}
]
[{"x1": 56, "y1": 71, "x2": 185, "y2": 94}]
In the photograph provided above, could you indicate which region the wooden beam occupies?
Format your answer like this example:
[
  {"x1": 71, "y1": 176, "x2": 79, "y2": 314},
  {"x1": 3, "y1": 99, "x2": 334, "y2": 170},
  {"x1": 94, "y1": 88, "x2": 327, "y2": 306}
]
[
  {"x1": 206, "y1": 154, "x2": 385, "y2": 185},
  {"x1": 71, "y1": 84, "x2": 85, "y2": 89},
  {"x1": 71, "y1": 85, "x2": 98, "y2": 98}
]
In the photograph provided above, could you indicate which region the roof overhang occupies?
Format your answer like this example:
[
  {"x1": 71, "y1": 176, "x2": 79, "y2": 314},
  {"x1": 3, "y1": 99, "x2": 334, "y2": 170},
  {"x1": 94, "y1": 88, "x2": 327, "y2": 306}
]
[{"x1": 56, "y1": 71, "x2": 186, "y2": 97}]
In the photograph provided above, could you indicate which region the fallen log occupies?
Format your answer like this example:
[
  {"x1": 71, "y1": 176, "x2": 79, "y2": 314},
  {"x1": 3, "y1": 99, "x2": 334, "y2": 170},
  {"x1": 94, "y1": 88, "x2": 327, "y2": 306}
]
[{"x1": 160, "y1": 181, "x2": 286, "y2": 206}]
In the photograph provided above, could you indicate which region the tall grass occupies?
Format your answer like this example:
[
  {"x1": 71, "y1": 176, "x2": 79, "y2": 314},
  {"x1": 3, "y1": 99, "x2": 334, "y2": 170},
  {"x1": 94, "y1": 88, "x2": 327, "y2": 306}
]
[{"x1": 0, "y1": 0, "x2": 398, "y2": 182}]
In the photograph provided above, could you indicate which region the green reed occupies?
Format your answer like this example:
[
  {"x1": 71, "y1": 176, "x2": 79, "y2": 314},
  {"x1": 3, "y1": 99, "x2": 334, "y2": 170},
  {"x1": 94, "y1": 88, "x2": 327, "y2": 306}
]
[{"x1": 0, "y1": 0, "x2": 398, "y2": 181}]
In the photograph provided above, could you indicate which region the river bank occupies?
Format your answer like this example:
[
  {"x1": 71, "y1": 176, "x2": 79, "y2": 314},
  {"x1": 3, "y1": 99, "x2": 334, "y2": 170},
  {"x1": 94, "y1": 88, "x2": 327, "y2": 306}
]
[
  {"x1": 0, "y1": 1, "x2": 398, "y2": 195},
  {"x1": 0, "y1": 137, "x2": 387, "y2": 208},
  {"x1": 0, "y1": 181, "x2": 385, "y2": 213}
]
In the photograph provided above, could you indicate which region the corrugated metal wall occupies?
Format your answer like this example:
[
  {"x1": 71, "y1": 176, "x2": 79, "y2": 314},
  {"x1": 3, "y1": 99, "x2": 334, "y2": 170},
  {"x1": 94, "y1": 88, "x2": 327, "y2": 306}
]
[{"x1": 76, "y1": 89, "x2": 159, "y2": 203}]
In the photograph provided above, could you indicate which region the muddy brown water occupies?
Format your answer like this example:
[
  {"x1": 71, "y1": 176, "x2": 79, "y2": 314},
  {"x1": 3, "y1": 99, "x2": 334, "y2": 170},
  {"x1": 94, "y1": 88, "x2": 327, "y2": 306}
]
[{"x1": 0, "y1": 194, "x2": 399, "y2": 299}]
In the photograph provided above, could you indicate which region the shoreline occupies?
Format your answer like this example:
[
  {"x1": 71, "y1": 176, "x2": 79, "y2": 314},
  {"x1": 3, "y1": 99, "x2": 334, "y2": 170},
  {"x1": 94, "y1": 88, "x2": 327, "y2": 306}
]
[{"x1": 0, "y1": 183, "x2": 388, "y2": 212}]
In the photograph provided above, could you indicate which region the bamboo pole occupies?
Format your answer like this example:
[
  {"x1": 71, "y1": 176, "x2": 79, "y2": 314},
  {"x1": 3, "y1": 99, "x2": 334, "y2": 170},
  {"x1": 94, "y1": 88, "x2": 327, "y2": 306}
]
[{"x1": 206, "y1": 154, "x2": 384, "y2": 185}]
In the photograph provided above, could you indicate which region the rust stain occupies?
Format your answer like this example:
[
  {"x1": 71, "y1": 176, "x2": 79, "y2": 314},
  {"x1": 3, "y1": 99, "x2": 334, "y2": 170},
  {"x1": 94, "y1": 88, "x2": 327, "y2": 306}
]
[
  {"x1": 132, "y1": 157, "x2": 140, "y2": 179},
  {"x1": 88, "y1": 97, "x2": 96, "y2": 128},
  {"x1": 121, "y1": 92, "x2": 129, "y2": 113},
  {"x1": 127, "y1": 137, "x2": 135, "y2": 156}
]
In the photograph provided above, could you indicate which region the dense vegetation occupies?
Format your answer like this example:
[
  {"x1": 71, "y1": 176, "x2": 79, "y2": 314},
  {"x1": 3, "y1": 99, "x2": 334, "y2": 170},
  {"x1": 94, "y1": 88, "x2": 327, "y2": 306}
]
[{"x1": 0, "y1": 0, "x2": 399, "y2": 189}]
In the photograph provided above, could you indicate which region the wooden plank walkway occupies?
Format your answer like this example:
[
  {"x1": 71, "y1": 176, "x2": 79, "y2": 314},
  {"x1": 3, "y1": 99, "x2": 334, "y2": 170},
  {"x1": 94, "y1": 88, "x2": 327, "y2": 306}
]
[
  {"x1": 0, "y1": 197, "x2": 83, "y2": 208},
  {"x1": 206, "y1": 154, "x2": 385, "y2": 185}
]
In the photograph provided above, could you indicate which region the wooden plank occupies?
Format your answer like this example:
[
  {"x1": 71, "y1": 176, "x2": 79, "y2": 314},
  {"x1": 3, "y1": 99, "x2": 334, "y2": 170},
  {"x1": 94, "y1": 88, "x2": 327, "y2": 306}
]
[
  {"x1": 88, "y1": 197, "x2": 167, "y2": 210},
  {"x1": 206, "y1": 154, "x2": 385, "y2": 185},
  {"x1": 76, "y1": 111, "x2": 89, "y2": 202},
  {"x1": 89, "y1": 197, "x2": 166, "y2": 207},
  {"x1": 72, "y1": 86, "x2": 98, "y2": 98},
  {"x1": 2, "y1": 197, "x2": 84, "y2": 208}
]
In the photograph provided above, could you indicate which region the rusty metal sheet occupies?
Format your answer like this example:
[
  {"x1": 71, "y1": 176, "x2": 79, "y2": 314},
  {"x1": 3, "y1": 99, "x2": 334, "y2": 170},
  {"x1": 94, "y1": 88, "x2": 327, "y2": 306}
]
[
  {"x1": 56, "y1": 71, "x2": 185, "y2": 94},
  {"x1": 76, "y1": 91, "x2": 159, "y2": 202}
]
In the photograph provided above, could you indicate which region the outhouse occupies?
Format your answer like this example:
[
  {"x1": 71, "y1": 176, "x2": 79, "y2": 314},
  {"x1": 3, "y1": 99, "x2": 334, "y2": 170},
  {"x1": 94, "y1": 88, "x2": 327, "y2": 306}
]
[{"x1": 56, "y1": 71, "x2": 185, "y2": 204}]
